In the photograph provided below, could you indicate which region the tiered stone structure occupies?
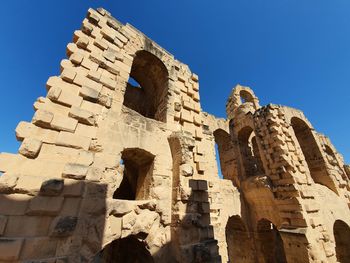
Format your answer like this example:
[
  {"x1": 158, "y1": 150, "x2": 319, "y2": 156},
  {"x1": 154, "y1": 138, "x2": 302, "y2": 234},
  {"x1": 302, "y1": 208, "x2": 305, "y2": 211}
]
[{"x1": 0, "y1": 7, "x2": 349, "y2": 263}]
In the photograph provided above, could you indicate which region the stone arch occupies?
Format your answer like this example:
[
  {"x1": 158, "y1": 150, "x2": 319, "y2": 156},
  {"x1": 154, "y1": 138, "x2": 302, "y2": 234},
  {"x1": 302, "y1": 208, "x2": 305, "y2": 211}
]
[
  {"x1": 334, "y1": 220, "x2": 350, "y2": 263},
  {"x1": 290, "y1": 117, "x2": 338, "y2": 193},
  {"x1": 256, "y1": 218, "x2": 287, "y2": 263},
  {"x1": 92, "y1": 235, "x2": 154, "y2": 263},
  {"x1": 113, "y1": 148, "x2": 155, "y2": 200},
  {"x1": 123, "y1": 50, "x2": 169, "y2": 122},
  {"x1": 237, "y1": 126, "x2": 265, "y2": 178},
  {"x1": 225, "y1": 215, "x2": 255, "y2": 263},
  {"x1": 213, "y1": 129, "x2": 237, "y2": 182}
]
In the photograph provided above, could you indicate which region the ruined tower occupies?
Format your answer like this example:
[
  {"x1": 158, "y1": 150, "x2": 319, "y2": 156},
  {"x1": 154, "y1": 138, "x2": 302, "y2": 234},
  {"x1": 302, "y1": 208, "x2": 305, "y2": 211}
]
[{"x1": 0, "y1": 7, "x2": 349, "y2": 263}]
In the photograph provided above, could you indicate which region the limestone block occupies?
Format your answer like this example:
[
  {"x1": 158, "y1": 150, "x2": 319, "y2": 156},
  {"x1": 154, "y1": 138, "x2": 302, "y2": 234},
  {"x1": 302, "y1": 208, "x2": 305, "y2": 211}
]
[
  {"x1": 0, "y1": 238, "x2": 23, "y2": 261},
  {"x1": 51, "y1": 115, "x2": 78, "y2": 133},
  {"x1": 18, "y1": 138, "x2": 42, "y2": 158},
  {"x1": 81, "y1": 57, "x2": 99, "y2": 72},
  {"x1": 87, "y1": 69, "x2": 102, "y2": 82},
  {"x1": 77, "y1": 36, "x2": 89, "y2": 49},
  {"x1": 62, "y1": 179, "x2": 84, "y2": 197},
  {"x1": 15, "y1": 176, "x2": 49, "y2": 196},
  {"x1": 40, "y1": 179, "x2": 64, "y2": 196},
  {"x1": 70, "y1": 52, "x2": 84, "y2": 65},
  {"x1": 69, "y1": 105, "x2": 96, "y2": 126},
  {"x1": 47, "y1": 86, "x2": 62, "y2": 100},
  {"x1": 61, "y1": 68, "x2": 77, "y2": 83},
  {"x1": 80, "y1": 85, "x2": 100, "y2": 100},
  {"x1": 57, "y1": 89, "x2": 83, "y2": 107},
  {"x1": 0, "y1": 216, "x2": 7, "y2": 235},
  {"x1": 181, "y1": 109, "x2": 193, "y2": 123},
  {"x1": 75, "y1": 150, "x2": 94, "y2": 166},
  {"x1": 60, "y1": 197, "x2": 81, "y2": 216},
  {"x1": 196, "y1": 162, "x2": 205, "y2": 172},
  {"x1": 100, "y1": 74, "x2": 117, "y2": 90},
  {"x1": 81, "y1": 100, "x2": 104, "y2": 115},
  {"x1": 0, "y1": 194, "x2": 31, "y2": 215},
  {"x1": 56, "y1": 131, "x2": 91, "y2": 150},
  {"x1": 94, "y1": 38, "x2": 109, "y2": 50},
  {"x1": 197, "y1": 180, "x2": 208, "y2": 191},
  {"x1": 104, "y1": 215, "x2": 122, "y2": 241},
  {"x1": 32, "y1": 109, "x2": 54, "y2": 127},
  {"x1": 108, "y1": 199, "x2": 133, "y2": 216},
  {"x1": 180, "y1": 164, "x2": 194, "y2": 177},
  {"x1": 0, "y1": 173, "x2": 18, "y2": 193},
  {"x1": 50, "y1": 216, "x2": 78, "y2": 237},
  {"x1": 62, "y1": 163, "x2": 89, "y2": 180},
  {"x1": 86, "y1": 167, "x2": 103, "y2": 182},
  {"x1": 21, "y1": 237, "x2": 58, "y2": 260},
  {"x1": 27, "y1": 196, "x2": 64, "y2": 215},
  {"x1": 75, "y1": 123, "x2": 97, "y2": 139}
]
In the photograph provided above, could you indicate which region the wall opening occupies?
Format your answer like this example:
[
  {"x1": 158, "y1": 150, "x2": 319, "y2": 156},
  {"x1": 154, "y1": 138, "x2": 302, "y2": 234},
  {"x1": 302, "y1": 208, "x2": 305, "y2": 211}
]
[
  {"x1": 239, "y1": 90, "x2": 254, "y2": 105},
  {"x1": 113, "y1": 148, "x2": 155, "y2": 200},
  {"x1": 291, "y1": 117, "x2": 337, "y2": 193},
  {"x1": 92, "y1": 236, "x2": 154, "y2": 263},
  {"x1": 256, "y1": 219, "x2": 287, "y2": 263},
  {"x1": 123, "y1": 50, "x2": 169, "y2": 122},
  {"x1": 226, "y1": 216, "x2": 255, "y2": 263},
  {"x1": 334, "y1": 220, "x2": 350, "y2": 263},
  {"x1": 213, "y1": 129, "x2": 238, "y2": 182},
  {"x1": 237, "y1": 127, "x2": 265, "y2": 178}
]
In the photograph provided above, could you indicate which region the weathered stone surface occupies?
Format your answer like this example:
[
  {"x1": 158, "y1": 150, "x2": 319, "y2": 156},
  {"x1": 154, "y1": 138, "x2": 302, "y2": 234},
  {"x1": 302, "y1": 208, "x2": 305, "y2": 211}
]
[
  {"x1": 50, "y1": 216, "x2": 78, "y2": 237},
  {"x1": 40, "y1": 179, "x2": 64, "y2": 196},
  {"x1": 0, "y1": 7, "x2": 349, "y2": 263},
  {"x1": 18, "y1": 138, "x2": 42, "y2": 158}
]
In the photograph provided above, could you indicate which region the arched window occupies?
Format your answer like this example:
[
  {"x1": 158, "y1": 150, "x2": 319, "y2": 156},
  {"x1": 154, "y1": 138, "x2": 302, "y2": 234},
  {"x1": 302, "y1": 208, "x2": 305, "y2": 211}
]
[
  {"x1": 237, "y1": 127, "x2": 265, "y2": 178},
  {"x1": 213, "y1": 129, "x2": 237, "y2": 181},
  {"x1": 123, "y1": 50, "x2": 169, "y2": 122},
  {"x1": 113, "y1": 148, "x2": 155, "y2": 200},
  {"x1": 225, "y1": 216, "x2": 254, "y2": 263},
  {"x1": 257, "y1": 219, "x2": 287, "y2": 263},
  {"x1": 291, "y1": 117, "x2": 337, "y2": 193},
  {"x1": 239, "y1": 89, "x2": 254, "y2": 104},
  {"x1": 334, "y1": 220, "x2": 350, "y2": 263}
]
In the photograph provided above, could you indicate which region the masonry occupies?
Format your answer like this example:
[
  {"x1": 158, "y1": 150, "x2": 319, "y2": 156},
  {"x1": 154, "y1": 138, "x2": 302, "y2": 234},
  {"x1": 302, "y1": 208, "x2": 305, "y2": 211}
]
[{"x1": 0, "y1": 7, "x2": 349, "y2": 263}]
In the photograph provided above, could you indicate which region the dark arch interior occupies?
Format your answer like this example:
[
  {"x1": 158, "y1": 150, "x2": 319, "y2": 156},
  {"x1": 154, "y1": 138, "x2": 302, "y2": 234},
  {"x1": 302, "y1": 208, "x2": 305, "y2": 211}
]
[
  {"x1": 92, "y1": 236, "x2": 154, "y2": 263},
  {"x1": 237, "y1": 126, "x2": 265, "y2": 178},
  {"x1": 226, "y1": 216, "x2": 255, "y2": 263},
  {"x1": 334, "y1": 220, "x2": 350, "y2": 263},
  {"x1": 291, "y1": 117, "x2": 338, "y2": 193},
  {"x1": 123, "y1": 50, "x2": 169, "y2": 122},
  {"x1": 239, "y1": 90, "x2": 254, "y2": 104},
  {"x1": 257, "y1": 219, "x2": 287, "y2": 263},
  {"x1": 113, "y1": 148, "x2": 155, "y2": 200}
]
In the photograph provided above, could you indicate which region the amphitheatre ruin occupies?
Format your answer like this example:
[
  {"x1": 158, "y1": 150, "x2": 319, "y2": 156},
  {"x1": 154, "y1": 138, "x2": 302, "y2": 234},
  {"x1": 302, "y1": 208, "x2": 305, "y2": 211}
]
[{"x1": 0, "y1": 7, "x2": 349, "y2": 263}]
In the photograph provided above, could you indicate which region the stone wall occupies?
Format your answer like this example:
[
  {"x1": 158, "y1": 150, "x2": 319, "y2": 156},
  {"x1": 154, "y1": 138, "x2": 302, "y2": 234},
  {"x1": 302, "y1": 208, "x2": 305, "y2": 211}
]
[{"x1": 0, "y1": 7, "x2": 349, "y2": 263}]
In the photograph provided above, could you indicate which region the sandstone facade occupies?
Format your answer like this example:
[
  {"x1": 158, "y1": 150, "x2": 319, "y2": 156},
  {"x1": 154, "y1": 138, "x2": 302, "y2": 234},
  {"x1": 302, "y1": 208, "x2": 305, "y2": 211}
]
[{"x1": 0, "y1": 7, "x2": 349, "y2": 263}]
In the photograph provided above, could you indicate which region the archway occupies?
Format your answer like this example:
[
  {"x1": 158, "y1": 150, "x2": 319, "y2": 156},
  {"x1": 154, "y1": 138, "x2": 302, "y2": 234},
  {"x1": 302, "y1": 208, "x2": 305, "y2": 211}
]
[
  {"x1": 291, "y1": 117, "x2": 337, "y2": 193},
  {"x1": 113, "y1": 148, "x2": 155, "y2": 200},
  {"x1": 92, "y1": 236, "x2": 154, "y2": 263},
  {"x1": 334, "y1": 220, "x2": 350, "y2": 263},
  {"x1": 225, "y1": 216, "x2": 255, "y2": 263},
  {"x1": 256, "y1": 219, "x2": 287, "y2": 263},
  {"x1": 123, "y1": 50, "x2": 169, "y2": 122},
  {"x1": 213, "y1": 129, "x2": 237, "y2": 182},
  {"x1": 237, "y1": 126, "x2": 265, "y2": 178}
]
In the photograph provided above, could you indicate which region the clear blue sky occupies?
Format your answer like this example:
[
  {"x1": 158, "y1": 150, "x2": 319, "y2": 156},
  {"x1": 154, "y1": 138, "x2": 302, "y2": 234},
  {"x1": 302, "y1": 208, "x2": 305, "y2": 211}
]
[{"x1": 0, "y1": 0, "x2": 349, "y2": 163}]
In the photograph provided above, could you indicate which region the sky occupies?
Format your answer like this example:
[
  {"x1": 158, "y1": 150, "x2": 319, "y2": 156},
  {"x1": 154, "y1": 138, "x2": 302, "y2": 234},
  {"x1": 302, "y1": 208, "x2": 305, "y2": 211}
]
[{"x1": 0, "y1": 0, "x2": 349, "y2": 163}]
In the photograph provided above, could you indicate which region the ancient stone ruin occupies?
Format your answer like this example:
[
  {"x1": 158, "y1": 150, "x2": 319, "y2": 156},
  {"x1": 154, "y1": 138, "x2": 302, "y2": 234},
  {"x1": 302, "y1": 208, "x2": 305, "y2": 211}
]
[{"x1": 0, "y1": 7, "x2": 349, "y2": 263}]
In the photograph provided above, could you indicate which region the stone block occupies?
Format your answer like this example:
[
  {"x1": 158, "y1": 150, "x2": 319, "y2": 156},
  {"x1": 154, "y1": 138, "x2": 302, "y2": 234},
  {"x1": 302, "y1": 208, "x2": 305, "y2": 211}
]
[
  {"x1": 69, "y1": 106, "x2": 96, "y2": 126},
  {"x1": 60, "y1": 197, "x2": 81, "y2": 216},
  {"x1": 0, "y1": 216, "x2": 7, "y2": 235},
  {"x1": 27, "y1": 196, "x2": 64, "y2": 215},
  {"x1": 57, "y1": 89, "x2": 83, "y2": 107},
  {"x1": 80, "y1": 85, "x2": 100, "y2": 100},
  {"x1": 56, "y1": 131, "x2": 91, "y2": 150},
  {"x1": 62, "y1": 179, "x2": 84, "y2": 197},
  {"x1": 47, "y1": 86, "x2": 62, "y2": 100},
  {"x1": 32, "y1": 110, "x2": 54, "y2": 127},
  {"x1": 0, "y1": 238, "x2": 23, "y2": 261},
  {"x1": 70, "y1": 52, "x2": 84, "y2": 65},
  {"x1": 4, "y1": 215, "x2": 52, "y2": 237},
  {"x1": 21, "y1": 237, "x2": 57, "y2": 259},
  {"x1": 51, "y1": 115, "x2": 78, "y2": 133},
  {"x1": 0, "y1": 194, "x2": 31, "y2": 215},
  {"x1": 197, "y1": 180, "x2": 208, "y2": 191},
  {"x1": 50, "y1": 216, "x2": 78, "y2": 237},
  {"x1": 75, "y1": 123, "x2": 97, "y2": 138},
  {"x1": 87, "y1": 69, "x2": 102, "y2": 82},
  {"x1": 61, "y1": 68, "x2": 76, "y2": 83},
  {"x1": 62, "y1": 163, "x2": 89, "y2": 180},
  {"x1": 18, "y1": 138, "x2": 42, "y2": 158},
  {"x1": 40, "y1": 179, "x2": 64, "y2": 196},
  {"x1": 86, "y1": 167, "x2": 103, "y2": 182}
]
